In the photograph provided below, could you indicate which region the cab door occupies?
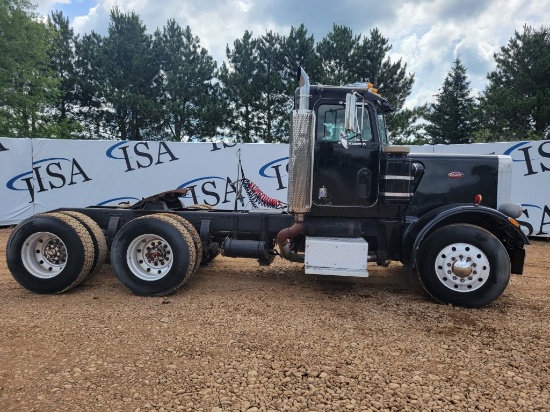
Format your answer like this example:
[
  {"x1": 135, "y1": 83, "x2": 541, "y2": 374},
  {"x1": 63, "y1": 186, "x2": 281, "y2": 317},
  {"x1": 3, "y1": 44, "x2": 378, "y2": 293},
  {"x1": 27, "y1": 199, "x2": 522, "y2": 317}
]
[{"x1": 311, "y1": 101, "x2": 380, "y2": 209}]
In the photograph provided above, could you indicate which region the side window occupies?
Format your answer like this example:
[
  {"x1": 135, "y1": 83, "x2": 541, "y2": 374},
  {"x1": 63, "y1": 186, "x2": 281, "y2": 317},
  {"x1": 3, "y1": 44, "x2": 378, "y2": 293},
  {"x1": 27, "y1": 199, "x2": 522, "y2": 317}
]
[
  {"x1": 377, "y1": 109, "x2": 389, "y2": 145},
  {"x1": 357, "y1": 106, "x2": 373, "y2": 142},
  {"x1": 317, "y1": 103, "x2": 374, "y2": 143},
  {"x1": 317, "y1": 104, "x2": 345, "y2": 141}
]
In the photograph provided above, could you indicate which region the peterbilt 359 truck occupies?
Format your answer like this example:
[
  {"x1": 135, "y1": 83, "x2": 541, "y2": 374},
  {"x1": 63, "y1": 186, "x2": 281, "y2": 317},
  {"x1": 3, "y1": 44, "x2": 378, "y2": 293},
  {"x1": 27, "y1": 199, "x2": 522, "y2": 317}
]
[{"x1": 6, "y1": 69, "x2": 528, "y2": 308}]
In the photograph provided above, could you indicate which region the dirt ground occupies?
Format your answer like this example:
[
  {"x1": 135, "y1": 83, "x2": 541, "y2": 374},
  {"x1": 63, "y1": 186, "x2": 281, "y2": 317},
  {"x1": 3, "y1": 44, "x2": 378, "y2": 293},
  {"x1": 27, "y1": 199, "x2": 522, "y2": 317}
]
[{"x1": 0, "y1": 227, "x2": 548, "y2": 412}]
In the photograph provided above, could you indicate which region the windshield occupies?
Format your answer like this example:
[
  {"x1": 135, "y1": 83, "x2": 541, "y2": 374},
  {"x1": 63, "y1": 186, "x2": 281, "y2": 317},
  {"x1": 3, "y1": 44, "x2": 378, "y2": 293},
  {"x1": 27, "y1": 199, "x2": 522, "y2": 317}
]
[{"x1": 316, "y1": 104, "x2": 373, "y2": 143}]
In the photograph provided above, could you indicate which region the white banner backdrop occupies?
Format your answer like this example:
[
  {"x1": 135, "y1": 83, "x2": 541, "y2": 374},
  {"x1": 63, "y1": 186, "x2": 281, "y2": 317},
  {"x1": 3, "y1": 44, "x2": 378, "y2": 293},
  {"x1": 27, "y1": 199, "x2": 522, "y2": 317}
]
[
  {"x1": 1, "y1": 137, "x2": 549, "y2": 237},
  {"x1": 2, "y1": 138, "x2": 290, "y2": 217},
  {"x1": 0, "y1": 138, "x2": 33, "y2": 225}
]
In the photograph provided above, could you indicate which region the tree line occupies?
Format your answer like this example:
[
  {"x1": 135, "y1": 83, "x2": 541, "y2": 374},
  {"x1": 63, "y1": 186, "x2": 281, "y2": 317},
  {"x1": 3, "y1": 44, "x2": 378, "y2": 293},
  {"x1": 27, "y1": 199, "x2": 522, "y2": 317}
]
[{"x1": 1, "y1": 0, "x2": 549, "y2": 144}]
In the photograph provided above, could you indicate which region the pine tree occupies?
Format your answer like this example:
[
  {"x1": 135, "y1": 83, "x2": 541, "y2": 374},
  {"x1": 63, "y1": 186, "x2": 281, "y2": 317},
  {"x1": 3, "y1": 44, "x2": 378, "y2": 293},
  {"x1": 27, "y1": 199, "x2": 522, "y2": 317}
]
[
  {"x1": 356, "y1": 28, "x2": 414, "y2": 137},
  {"x1": 102, "y1": 8, "x2": 161, "y2": 140},
  {"x1": 480, "y1": 25, "x2": 550, "y2": 141},
  {"x1": 424, "y1": 57, "x2": 477, "y2": 144},
  {"x1": 74, "y1": 8, "x2": 161, "y2": 140},
  {"x1": 316, "y1": 24, "x2": 360, "y2": 85},
  {"x1": 315, "y1": 26, "x2": 414, "y2": 138},
  {"x1": 256, "y1": 31, "x2": 288, "y2": 142},
  {"x1": 219, "y1": 31, "x2": 262, "y2": 143},
  {"x1": 73, "y1": 31, "x2": 107, "y2": 139},
  {"x1": 47, "y1": 11, "x2": 82, "y2": 138},
  {"x1": 155, "y1": 21, "x2": 223, "y2": 141},
  {"x1": 281, "y1": 24, "x2": 322, "y2": 98}
]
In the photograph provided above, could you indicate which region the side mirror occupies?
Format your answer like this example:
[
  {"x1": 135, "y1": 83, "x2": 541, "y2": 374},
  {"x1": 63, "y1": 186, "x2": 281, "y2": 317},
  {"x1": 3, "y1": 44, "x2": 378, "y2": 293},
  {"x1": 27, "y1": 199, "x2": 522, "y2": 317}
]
[{"x1": 344, "y1": 93, "x2": 359, "y2": 133}]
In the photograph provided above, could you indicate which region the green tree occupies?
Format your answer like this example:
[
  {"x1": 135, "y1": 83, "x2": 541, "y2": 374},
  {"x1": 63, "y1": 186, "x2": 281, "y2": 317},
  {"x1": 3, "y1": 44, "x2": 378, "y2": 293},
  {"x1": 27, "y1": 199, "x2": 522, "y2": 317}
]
[
  {"x1": 389, "y1": 105, "x2": 429, "y2": 145},
  {"x1": 47, "y1": 11, "x2": 82, "y2": 139},
  {"x1": 281, "y1": 24, "x2": 322, "y2": 98},
  {"x1": 423, "y1": 57, "x2": 478, "y2": 145},
  {"x1": 316, "y1": 26, "x2": 414, "y2": 137},
  {"x1": 73, "y1": 9, "x2": 162, "y2": 140},
  {"x1": 480, "y1": 25, "x2": 550, "y2": 141},
  {"x1": 102, "y1": 8, "x2": 161, "y2": 140},
  {"x1": 316, "y1": 24, "x2": 360, "y2": 85},
  {"x1": 0, "y1": 0, "x2": 59, "y2": 137},
  {"x1": 219, "y1": 31, "x2": 262, "y2": 143},
  {"x1": 256, "y1": 30, "x2": 288, "y2": 142},
  {"x1": 357, "y1": 28, "x2": 414, "y2": 130},
  {"x1": 155, "y1": 21, "x2": 223, "y2": 141},
  {"x1": 73, "y1": 31, "x2": 107, "y2": 139}
]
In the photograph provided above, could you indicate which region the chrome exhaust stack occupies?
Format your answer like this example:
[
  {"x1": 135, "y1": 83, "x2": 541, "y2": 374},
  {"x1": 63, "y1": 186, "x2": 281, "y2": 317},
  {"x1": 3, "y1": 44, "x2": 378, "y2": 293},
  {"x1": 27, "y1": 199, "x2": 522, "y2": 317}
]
[
  {"x1": 297, "y1": 67, "x2": 310, "y2": 112},
  {"x1": 278, "y1": 68, "x2": 314, "y2": 263}
]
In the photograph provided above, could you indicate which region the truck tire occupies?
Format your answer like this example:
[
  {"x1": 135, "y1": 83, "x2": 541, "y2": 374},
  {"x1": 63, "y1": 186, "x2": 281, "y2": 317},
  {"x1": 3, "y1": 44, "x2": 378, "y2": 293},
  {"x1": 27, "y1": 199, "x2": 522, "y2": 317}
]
[
  {"x1": 6, "y1": 213, "x2": 95, "y2": 294},
  {"x1": 56, "y1": 211, "x2": 108, "y2": 281},
  {"x1": 155, "y1": 214, "x2": 202, "y2": 273},
  {"x1": 110, "y1": 215, "x2": 197, "y2": 296},
  {"x1": 417, "y1": 224, "x2": 511, "y2": 308}
]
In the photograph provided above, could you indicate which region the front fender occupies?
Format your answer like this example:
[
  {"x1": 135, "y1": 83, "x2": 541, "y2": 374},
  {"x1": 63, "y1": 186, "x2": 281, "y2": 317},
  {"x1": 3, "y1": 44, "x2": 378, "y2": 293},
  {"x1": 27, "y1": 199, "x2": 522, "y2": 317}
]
[{"x1": 403, "y1": 204, "x2": 529, "y2": 269}]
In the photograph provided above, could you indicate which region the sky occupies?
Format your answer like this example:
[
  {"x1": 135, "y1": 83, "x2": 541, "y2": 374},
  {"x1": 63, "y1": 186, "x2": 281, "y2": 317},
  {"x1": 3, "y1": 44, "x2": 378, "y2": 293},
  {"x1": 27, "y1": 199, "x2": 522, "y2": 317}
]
[{"x1": 32, "y1": 0, "x2": 549, "y2": 109}]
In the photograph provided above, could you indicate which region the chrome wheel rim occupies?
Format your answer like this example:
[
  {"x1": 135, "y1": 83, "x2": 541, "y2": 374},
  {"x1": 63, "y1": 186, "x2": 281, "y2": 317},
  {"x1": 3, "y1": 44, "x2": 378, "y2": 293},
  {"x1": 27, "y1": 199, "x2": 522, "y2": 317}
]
[
  {"x1": 434, "y1": 243, "x2": 490, "y2": 292},
  {"x1": 21, "y1": 232, "x2": 68, "y2": 279},
  {"x1": 127, "y1": 234, "x2": 173, "y2": 281}
]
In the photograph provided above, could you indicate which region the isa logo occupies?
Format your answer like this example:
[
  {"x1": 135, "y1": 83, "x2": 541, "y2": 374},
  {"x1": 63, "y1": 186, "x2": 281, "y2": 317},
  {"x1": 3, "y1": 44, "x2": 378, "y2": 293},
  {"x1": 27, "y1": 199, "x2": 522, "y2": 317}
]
[
  {"x1": 106, "y1": 141, "x2": 179, "y2": 172},
  {"x1": 259, "y1": 157, "x2": 289, "y2": 190},
  {"x1": 503, "y1": 141, "x2": 550, "y2": 176},
  {"x1": 177, "y1": 176, "x2": 237, "y2": 207},
  {"x1": 518, "y1": 203, "x2": 550, "y2": 236},
  {"x1": 6, "y1": 157, "x2": 92, "y2": 202}
]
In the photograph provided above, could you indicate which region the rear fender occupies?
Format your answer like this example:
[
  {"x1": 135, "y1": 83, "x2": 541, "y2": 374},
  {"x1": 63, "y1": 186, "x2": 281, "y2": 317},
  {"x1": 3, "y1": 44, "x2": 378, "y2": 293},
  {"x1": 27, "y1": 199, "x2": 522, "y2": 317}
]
[{"x1": 403, "y1": 204, "x2": 529, "y2": 273}]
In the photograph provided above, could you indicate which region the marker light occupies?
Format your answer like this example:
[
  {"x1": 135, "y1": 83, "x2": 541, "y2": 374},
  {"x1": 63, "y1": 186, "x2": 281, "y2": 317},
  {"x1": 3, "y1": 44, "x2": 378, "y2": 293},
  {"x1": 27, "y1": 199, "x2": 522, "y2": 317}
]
[
  {"x1": 474, "y1": 194, "x2": 482, "y2": 204},
  {"x1": 508, "y1": 217, "x2": 520, "y2": 228}
]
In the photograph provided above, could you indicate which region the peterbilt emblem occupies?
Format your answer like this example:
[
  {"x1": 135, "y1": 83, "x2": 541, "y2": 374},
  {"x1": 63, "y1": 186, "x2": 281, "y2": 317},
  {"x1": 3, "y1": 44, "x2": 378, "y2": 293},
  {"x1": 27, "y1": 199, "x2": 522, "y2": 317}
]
[{"x1": 448, "y1": 172, "x2": 464, "y2": 179}]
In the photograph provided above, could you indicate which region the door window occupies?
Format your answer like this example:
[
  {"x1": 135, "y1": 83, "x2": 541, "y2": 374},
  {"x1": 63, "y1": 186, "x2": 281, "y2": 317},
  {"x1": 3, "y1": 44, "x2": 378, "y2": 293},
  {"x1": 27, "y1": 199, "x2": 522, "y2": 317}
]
[{"x1": 316, "y1": 104, "x2": 373, "y2": 143}]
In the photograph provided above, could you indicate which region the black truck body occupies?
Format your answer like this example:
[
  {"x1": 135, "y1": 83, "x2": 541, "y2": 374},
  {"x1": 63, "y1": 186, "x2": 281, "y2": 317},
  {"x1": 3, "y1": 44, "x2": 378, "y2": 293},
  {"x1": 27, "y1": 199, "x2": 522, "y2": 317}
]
[{"x1": 5, "y1": 70, "x2": 529, "y2": 307}]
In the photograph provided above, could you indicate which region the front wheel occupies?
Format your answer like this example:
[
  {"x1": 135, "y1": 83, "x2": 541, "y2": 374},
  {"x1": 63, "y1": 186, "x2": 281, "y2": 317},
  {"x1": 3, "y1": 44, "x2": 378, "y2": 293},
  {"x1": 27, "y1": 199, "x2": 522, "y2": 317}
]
[{"x1": 417, "y1": 224, "x2": 511, "y2": 308}]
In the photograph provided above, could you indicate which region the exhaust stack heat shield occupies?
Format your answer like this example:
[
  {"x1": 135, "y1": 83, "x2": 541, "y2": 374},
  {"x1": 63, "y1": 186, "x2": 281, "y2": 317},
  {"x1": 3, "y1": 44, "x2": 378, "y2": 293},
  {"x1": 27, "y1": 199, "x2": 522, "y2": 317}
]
[{"x1": 287, "y1": 111, "x2": 315, "y2": 214}]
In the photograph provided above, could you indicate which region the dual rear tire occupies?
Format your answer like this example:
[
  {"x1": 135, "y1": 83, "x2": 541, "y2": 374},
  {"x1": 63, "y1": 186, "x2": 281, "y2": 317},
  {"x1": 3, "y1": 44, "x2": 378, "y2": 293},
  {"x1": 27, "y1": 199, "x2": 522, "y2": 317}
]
[
  {"x1": 110, "y1": 214, "x2": 199, "y2": 296},
  {"x1": 7, "y1": 213, "x2": 200, "y2": 297},
  {"x1": 6, "y1": 213, "x2": 98, "y2": 294}
]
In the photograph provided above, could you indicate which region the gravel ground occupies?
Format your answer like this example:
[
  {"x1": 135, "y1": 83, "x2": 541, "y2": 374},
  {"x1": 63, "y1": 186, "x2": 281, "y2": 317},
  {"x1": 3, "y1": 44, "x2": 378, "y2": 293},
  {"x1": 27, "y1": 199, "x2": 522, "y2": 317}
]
[{"x1": 0, "y1": 227, "x2": 549, "y2": 412}]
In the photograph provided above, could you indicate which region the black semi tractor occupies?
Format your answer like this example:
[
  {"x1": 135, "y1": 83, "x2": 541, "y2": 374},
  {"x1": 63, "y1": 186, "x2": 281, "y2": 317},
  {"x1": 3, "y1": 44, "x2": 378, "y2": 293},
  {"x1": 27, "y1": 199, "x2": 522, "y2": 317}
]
[{"x1": 6, "y1": 69, "x2": 528, "y2": 308}]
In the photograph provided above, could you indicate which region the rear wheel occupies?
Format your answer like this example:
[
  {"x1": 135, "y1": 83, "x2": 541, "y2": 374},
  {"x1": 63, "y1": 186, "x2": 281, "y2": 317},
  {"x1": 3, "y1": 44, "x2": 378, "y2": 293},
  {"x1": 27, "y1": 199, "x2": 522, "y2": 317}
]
[
  {"x1": 417, "y1": 224, "x2": 511, "y2": 308},
  {"x1": 156, "y1": 214, "x2": 202, "y2": 273},
  {"x1": 110, "y1": 215, "x2": 196, "y2": 296},
  {"x1": 56, "y1": 211, "x2": 107, "y2": 281},
  {"x1": 6, "y1": 214, "x2": 95, "y2": 293}
]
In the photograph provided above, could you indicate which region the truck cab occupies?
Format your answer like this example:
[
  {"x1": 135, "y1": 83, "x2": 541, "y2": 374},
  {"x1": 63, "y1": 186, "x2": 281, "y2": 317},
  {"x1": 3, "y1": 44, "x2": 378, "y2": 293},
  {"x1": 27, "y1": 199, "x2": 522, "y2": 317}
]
[{"x1": 285, "y1": 68, "x2": 529, "y2": 307}]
